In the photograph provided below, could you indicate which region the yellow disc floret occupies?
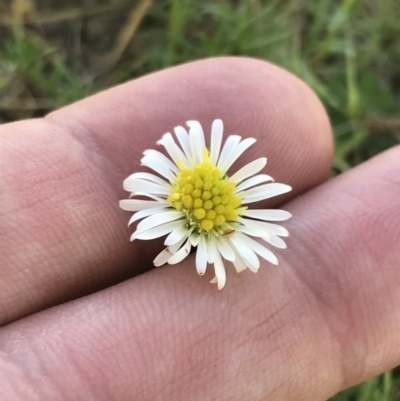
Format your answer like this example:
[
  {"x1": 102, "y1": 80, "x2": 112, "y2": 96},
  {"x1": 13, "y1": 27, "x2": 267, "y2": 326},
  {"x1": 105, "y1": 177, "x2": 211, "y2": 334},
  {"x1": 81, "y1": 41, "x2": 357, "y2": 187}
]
[{"x1": 167, "y1": 150, "x2": 244, "y2": 234}]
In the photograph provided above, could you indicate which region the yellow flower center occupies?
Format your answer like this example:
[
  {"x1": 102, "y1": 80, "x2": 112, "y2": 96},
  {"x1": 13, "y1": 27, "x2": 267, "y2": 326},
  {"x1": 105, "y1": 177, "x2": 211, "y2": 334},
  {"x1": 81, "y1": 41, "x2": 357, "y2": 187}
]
[{"x1": 167, "y1": 150, "x2": 243, "y2": 234}]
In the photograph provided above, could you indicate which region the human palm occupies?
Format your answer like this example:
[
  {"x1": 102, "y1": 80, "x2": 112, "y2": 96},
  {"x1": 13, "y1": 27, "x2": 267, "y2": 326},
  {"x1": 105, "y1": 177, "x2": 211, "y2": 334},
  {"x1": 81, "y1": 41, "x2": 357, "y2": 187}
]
[{"x1": 1, "y1": 58, "x2": 399, "y2": 401}]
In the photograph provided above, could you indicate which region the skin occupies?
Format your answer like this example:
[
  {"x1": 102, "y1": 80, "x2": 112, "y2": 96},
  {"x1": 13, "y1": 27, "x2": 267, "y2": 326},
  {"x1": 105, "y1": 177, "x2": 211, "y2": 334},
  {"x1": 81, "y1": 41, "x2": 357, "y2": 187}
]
[{"x1": 0, "y1": 57, "x2": 399, "y2": 401}]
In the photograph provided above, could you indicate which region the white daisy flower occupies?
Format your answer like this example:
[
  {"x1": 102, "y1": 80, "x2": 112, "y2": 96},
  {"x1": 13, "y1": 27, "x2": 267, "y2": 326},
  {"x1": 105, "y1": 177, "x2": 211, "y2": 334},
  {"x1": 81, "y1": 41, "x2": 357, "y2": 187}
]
[{"x1": 120, "y1": 119, "x2": 292, "y2": 290}]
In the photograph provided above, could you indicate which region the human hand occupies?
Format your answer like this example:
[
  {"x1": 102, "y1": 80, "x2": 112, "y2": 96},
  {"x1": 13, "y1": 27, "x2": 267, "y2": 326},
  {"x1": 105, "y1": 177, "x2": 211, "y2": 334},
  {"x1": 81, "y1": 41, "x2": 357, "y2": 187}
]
[{"x1": 0, "y1": 57, "x2": 399, "y2": 400}]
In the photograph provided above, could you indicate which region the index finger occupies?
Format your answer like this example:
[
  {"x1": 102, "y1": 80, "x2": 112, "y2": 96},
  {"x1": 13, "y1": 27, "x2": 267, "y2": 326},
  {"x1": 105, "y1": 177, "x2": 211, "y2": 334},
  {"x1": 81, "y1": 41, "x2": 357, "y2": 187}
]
[{"x1": 0, "y1": 57, "x2": 333, "y2": 325}]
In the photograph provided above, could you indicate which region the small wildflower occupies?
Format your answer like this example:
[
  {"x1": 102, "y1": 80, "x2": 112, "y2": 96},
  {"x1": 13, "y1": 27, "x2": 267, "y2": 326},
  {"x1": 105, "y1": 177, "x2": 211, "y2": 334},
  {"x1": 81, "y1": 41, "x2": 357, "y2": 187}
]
[{"x1": 120, "y1": 119, "x2": 292, "y2": 289}]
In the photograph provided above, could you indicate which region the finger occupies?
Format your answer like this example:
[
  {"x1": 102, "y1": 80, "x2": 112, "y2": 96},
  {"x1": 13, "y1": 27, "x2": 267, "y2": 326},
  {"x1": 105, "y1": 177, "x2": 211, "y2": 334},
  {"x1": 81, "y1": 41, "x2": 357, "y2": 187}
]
[
  {"x1": 285, "y1": 145, "x2": 400, "y2": 391},
  {"x1": 0, "y1": 57, "x2": 332, "y2": 325},
  {"x1": 1, "y1": 147, "x2": 399, "y2": 400}
]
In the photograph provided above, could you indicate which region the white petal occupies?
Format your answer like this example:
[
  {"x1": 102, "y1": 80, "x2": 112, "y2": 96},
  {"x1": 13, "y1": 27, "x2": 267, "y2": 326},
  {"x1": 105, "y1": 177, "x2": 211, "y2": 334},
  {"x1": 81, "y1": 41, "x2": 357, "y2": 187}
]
[
  {"x1": 125, "y1": 172, "x2": 168, "y2": 186},
  {"x1": 210, "y1": 119, "x2": 223, "y2": 165},
  {"x1": 210, "y1": 277, "x2": 218, "y2": 284},
  {"x1": 242, "y1": 183, "x2": 292, "y2": 204},
  {"x1": 219, "y1": 137, "x2": 256, "y2": 174},
  {"x1": 190, "y1": 233, "x2": 200, "y2": 247},
  {"x1": 236, "y1": 223, "x2": 270, "y2": 239},
  {"x1": 153, "y1": 248, "x2": 173, "y2": 267},
  {"x1": 216, "y1": 237, "x2": 235, "y2": 262},
  {"x1": 173, "y1": 126, "x2": 191, "y2": 157},
  {"x1": 213, "y1": 251, "x2": 227, "y2": 290},
  {"x1": 165, "y1": 224, "x2": 189, "y2": 246},
  {"x1": 188, "y1": 122, "x2": 205, "y2": 164},
  {"x1": 123, "y1": 179, "x2": 171, "y2": 195},
  {"x1": 168, "y1": 238, "x2": 191, "y2": 264},
  {"x1": 241, "y1": 209, "x2": 292, "y2": 221},
  {"x1": 137, "y1": 211, "x2": 184, "y2": 232},
  {"x1": 187, "y1": 120, "x2": 206, "y2": 149},
  {"x1": 263, "y1": 235, "x2": 287, "y2": 249},
  {"x1": 128, "y1": 207, "x2": 169, "y2": 226},
  {"x1": 196, "y1": 234, "x2": 208, "y2": 275},
  {"x1": 217, "y1": 135, "x2": 241, "y2": 170},
  {"x1": 120, "y1": 199, "x2": 165, "y2": 211},
  {"x1": 229, "y1": 157, "x2": 267, "y2": 183},
  {"x1": 229, "y1": 234, "x2": 260, "y2": 272},
  {"x1": 141, "y1": 155, "x2": 176, "y2": 181},
  {"x1": 169, "y1": 234, "x2": 188, "y2": 253},
  {"x1": 264, "y1": 223, "x2": 289, "y2": 237},
  {"x1": 129, "y1": 192, "x2": 166, "y2": 201},
  {"x1": 231, "y1": 247, "x2": 247, "y2": 273},
  {"x1": 158, "y1": 133, "x2": 190, "y2": 167},
  {"x1": 132, "y1": 220, "x2": 183, "y2": 241},
  {"x1": 238, "y1": 217, "x2": 289, "y2": 237},
  {"x1": 235, "y1": 174, "x2": 274, "y2": 193},
  {"x1": 143, "y1": 150, "x2": 178, "y2": 173},
  {"x1": 236, "y1": 232, "x2": 278, "y2": 265},
  {"x1": 206, "y1": 238, "x2": 217, "y2": 264}
]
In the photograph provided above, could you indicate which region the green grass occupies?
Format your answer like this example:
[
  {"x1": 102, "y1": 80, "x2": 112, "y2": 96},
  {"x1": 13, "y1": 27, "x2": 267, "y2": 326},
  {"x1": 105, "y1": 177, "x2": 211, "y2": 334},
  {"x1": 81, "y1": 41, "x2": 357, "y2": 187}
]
[
  {"x1": 0, "y1": 23, "x2": 92, "y2": 108},
  {"x1": 334, "y1": 370, "x2": 400, "y2": 401},
  {"x1": 0, "y1": 0, "x2": 399, "y2": 399}
]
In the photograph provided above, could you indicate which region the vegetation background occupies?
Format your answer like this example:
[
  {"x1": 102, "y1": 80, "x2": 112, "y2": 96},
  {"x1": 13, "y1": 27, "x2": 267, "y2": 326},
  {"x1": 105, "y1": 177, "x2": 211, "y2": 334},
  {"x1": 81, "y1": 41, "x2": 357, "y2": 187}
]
[{"x1": 0, "y1": 0, "x2": 399, "y2": 399}]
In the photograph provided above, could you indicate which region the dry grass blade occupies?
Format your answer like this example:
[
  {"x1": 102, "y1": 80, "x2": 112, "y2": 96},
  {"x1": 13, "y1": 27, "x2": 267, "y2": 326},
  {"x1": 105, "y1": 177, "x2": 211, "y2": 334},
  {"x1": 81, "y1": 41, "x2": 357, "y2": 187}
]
[
  {"x1": 10, "y1": 0, "x2": 36, "y2": 20},
  {"x1": 366, "y1": 117, "x2": 400, "y2": 129},
  {"x1": 105, "y1": 0, "x2": 153, "y2": 69},
  {"x1": 363, "y1": 117, "x2": 400, "y2": 137},
  {"x1": 0, "y1": 1, "x2": 127, "y2": 25},
  {"x1": 0, "y1": 98, "x2": 54, "y2": 109}
]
